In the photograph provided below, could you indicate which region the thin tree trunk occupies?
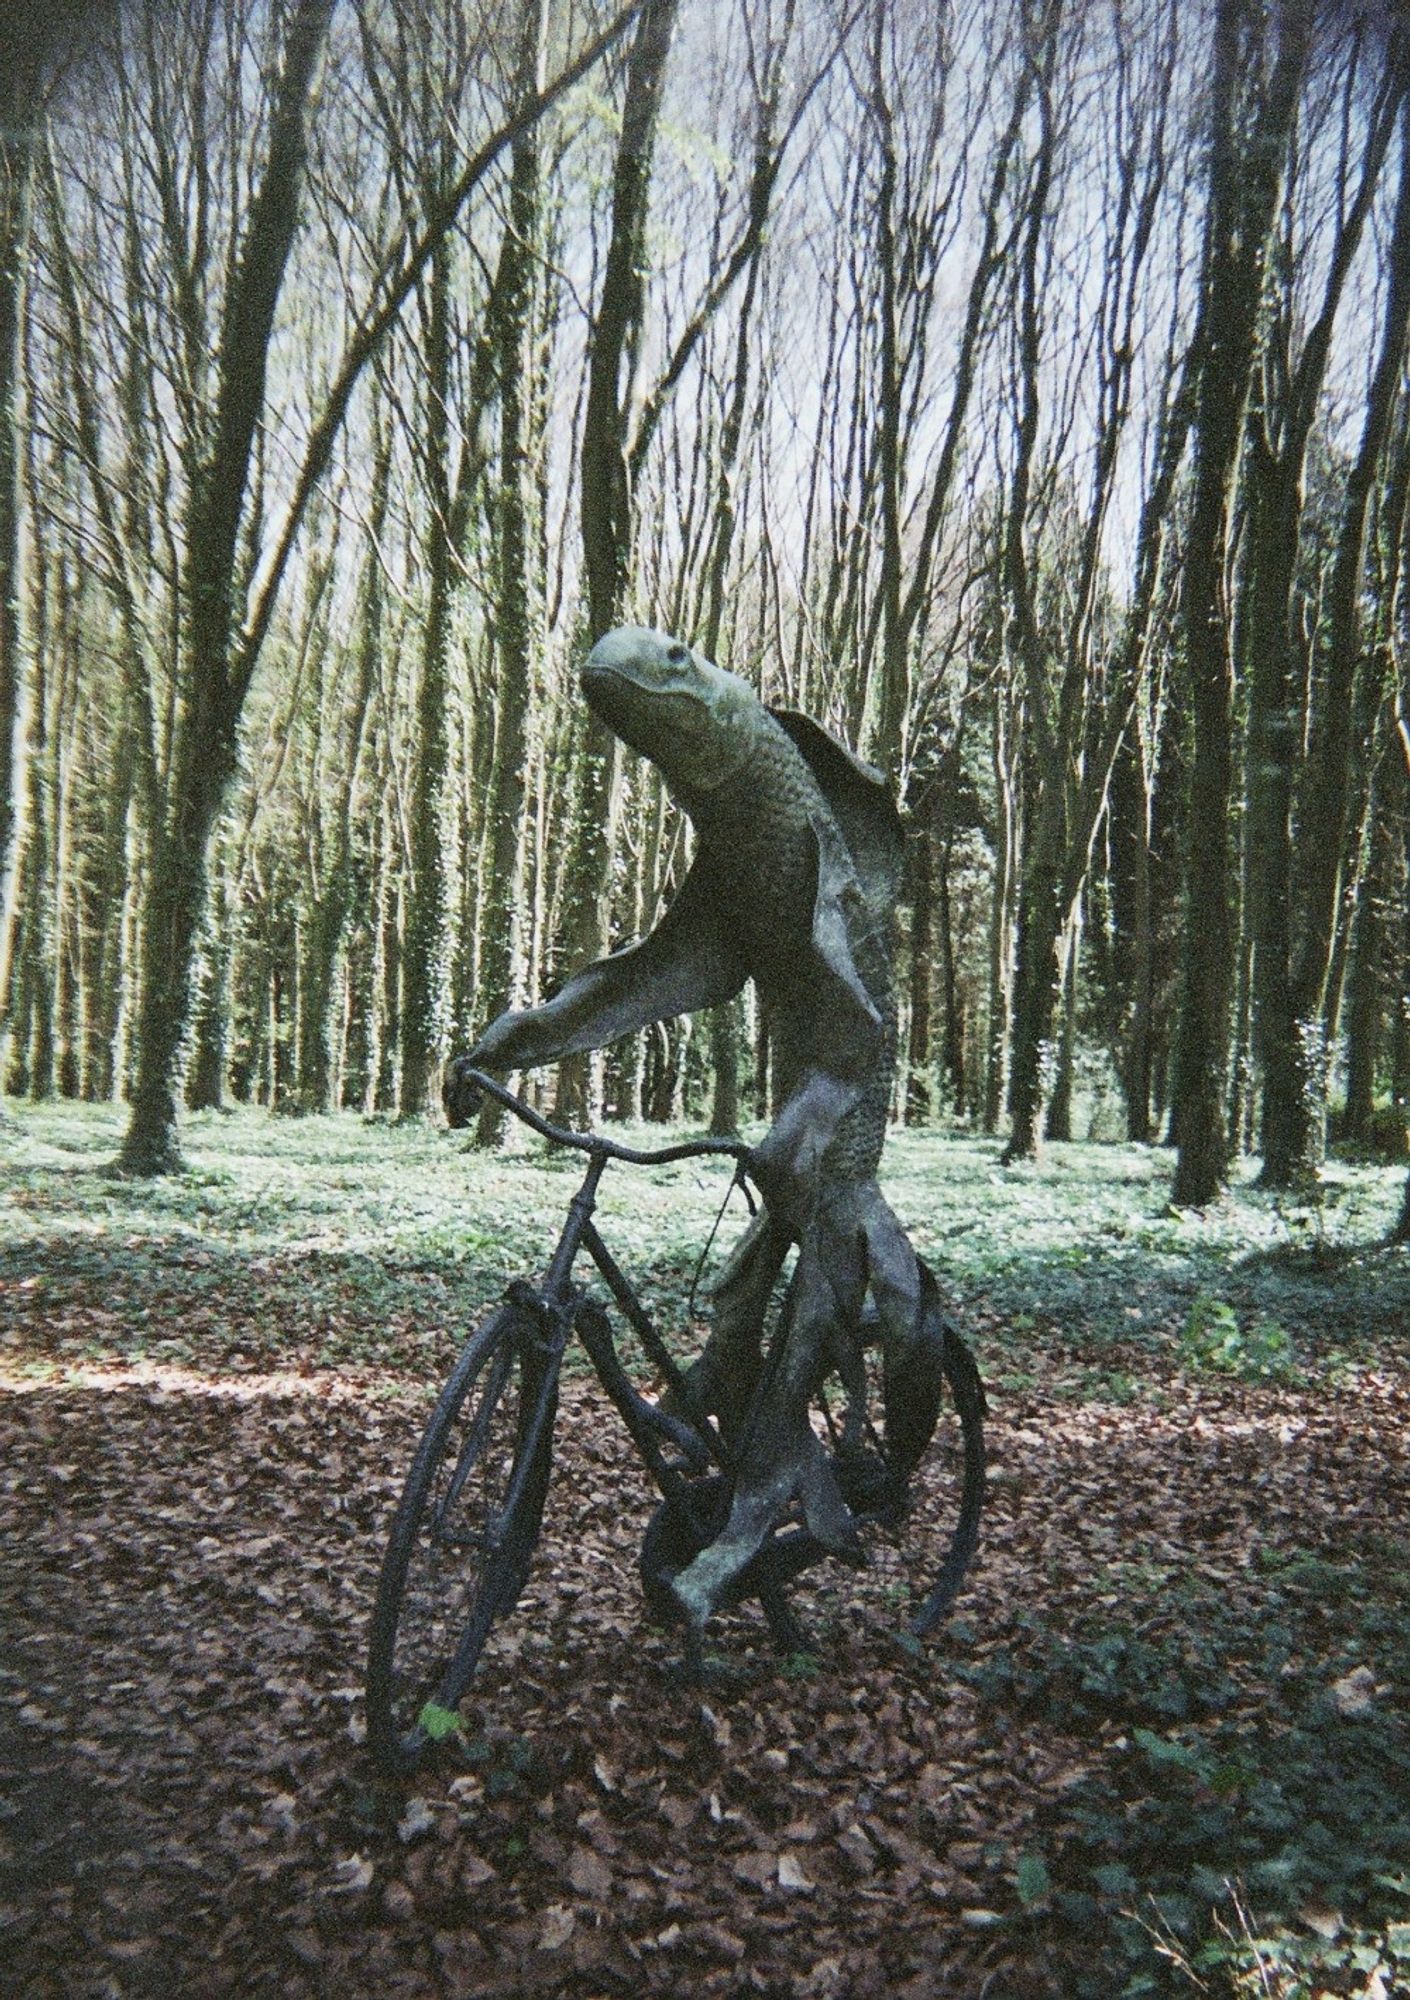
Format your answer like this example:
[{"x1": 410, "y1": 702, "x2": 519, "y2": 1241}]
[
  {"x1": 999, "y1": 0, "x2": 1183, "y2": 1161},
  {"x1": 399, "y1": 229, "x2": 455, "y2": 1119},
  {"x1": 985, "y1": 692, "x2": 1021, "y2": 1134},
  {"x1": 475, "y1": 0, "x2": 548, "y2": 1147},
  {"x1": 905, "y1": 810, "x2": 934, "y2": 1124},
  {"x1": 0, "y1": 19, "x2": 45, "y2": 1033},
  {"x1": 120, "y1": 0, "x2": 335, "y2": 1171},
  {"x1": 297, "y1": 440, "x2": 385, "y2": 1112},
  {"x1": 1109, "y1": 725, "x2": 1154, "y2": 1140},
  {"x1": 935, "y1": 831, "x2": 966, "y2": 1116}
]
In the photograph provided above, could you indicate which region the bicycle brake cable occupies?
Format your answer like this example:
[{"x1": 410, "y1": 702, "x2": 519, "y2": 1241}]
[{"x1": 687, "y1": 1159, "x2": 755, "y2": 1323}]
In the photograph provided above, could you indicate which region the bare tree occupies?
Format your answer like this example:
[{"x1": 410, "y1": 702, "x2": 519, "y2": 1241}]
[
  {"x1": 0, "y1": 1, "x2": 118, "y2": 1077},
  {"x1": 1277, "y1": 88, "x2": 1410, "y2": 1179},
  {"x1": 472, "y1": 0, "x2": 551, "y2": 1144},
  {"x1": 994, "y1": 0, "x2": 1187, "y2": 1161},
  {"x1": 27, "y1": 0, "x2": 642, "y2": 1167}
]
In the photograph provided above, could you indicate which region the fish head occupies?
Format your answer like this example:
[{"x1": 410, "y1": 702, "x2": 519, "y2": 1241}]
[{"x1": 580, "y1": 627, "x2": 759, "y2": 792}]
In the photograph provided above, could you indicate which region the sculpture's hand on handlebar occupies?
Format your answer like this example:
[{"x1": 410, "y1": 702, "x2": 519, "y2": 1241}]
[
  {"x1": 444, "y1": 1006, "x2": 531, "y2": 1129},
  {"x1": 443, "y1": 1055, "x2": 488, "y2": 1130}
]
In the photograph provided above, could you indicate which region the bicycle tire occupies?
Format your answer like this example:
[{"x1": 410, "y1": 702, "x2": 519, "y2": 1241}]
[
  {"x1": 906, "y1": 1319, "x2": 986, "y2": 1634},
  {"x1": 808, "y1": 1310, "x2": 986, "y2": 1641},
  {"x1": 366, "y1": 1302, "x2": 558, "y2": 1775}
]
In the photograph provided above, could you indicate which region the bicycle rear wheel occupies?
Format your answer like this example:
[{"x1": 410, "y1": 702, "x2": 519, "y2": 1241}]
[
  {"x1": 366, "y1": 1302, "x2": 558, "y2": 1775},
  {"x1": 814, "y1": 1312, "x2": 986, "y2": 1638},
  {"x1": 832, "y1": 1320, "x2": 984, "y2": 1632}
]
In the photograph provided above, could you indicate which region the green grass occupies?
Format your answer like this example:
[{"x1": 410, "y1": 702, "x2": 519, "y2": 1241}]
[
  {"x1": 3, "y1": 1097, "x2": 1406, "y2": 1381},
  {"x1": 0, "y1": 1097, "x2": 754, "y2": 1375},
  {"x1": 879, "y1": 1126, "x2": 1407, "y2": 1354}
]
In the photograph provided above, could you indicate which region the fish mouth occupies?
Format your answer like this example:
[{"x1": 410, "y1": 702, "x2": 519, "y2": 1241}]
[
  {"x1": 579, "y1": 656, "x2": 613, "y2": 693},
  {"x1": 579, "y1": 657, "x2": 625, "y2": 726}
]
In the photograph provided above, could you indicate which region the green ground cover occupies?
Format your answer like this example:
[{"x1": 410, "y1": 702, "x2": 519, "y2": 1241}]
[{"x1": 2, "y1": 1097, "x2": 1405, "y2": 1378}]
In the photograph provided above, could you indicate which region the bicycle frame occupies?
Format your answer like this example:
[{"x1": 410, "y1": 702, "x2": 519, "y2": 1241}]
[{"x1": 460, "y1": 1070, "x2": 752, "y2": 1535}]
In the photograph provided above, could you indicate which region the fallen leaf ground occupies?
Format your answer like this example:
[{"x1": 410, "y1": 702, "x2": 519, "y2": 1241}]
[{"x1": 3, "y1": 1104, "x2": 1409, "y2": 1998}]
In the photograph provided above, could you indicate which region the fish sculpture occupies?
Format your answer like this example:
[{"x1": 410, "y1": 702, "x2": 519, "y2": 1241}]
[{"x1": 445, "y1": 627, "x2": 949, "y2": 1626}]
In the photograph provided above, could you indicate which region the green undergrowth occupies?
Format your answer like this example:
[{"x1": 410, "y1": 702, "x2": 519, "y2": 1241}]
[
  {"x1": 0, "y1": 1098, "x2": 738, "y2": 1378},
  {"x1": 879, "y1": 1126, "x2": 1407, "y2": 1354},
  {"x1": 2, "y1": 1098, "x2": 1406, "y2": 1383},
  {"x1": 962, "y1": 1532, "x2": 1410, "y2": 1997}
]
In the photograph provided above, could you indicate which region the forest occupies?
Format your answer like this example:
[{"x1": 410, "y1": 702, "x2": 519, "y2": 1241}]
[
  {"x1": 1, "y1": 0, "x2": 1408, "y2": 1210},
  {"x1": 4, "y1": 3, "x2": 1410, "y2": 1998}
]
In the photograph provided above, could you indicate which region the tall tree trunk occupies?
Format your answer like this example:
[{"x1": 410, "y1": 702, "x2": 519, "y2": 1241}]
[
  {"x1": 119, "y1": 0, "x2": 335, "y2": 1171},
  {"x1": 296, "y1": 441, "x2": 385, "y2": 1112},
  {"x1": 1171, "y1": 0, "x2": 1310, "y2": 1206},
  {"x1": 1247, "y1": 57, "x2": 1410, "y2": 1183},
  {"x1": 693, "y1": 31, "x2": 786, "y2": 1140},
  {"x1": 399, "y1": 231, "x2": 455, "y2": 1120},
  {"x1": 998, "y1": 0, "x2": 1182, "y2": 1161},
  {"x1": 82, "y1": 700, "x2": 136, "y2": 1099},
  {"x1": 475, "y1": 0, "x2": 548, "y2": 1147},
  {"x1": 1108, "y1": 725, "x2": 1154, "y2": 1140},
  {"x1": 1276, "y1": 98, "x2": 1410, "y2": 1177},
  {"x1": 0, "y1": 16, "x2": 45, "y2": 1043},
  {"x1": 995, "y1": 1, "x2": 1061, "y2": 1164},
  {"x1": 560, "y1": 0, "x2": 680, "y2": 1124}
]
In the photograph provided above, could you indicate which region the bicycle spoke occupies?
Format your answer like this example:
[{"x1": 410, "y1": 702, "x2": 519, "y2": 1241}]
[
  {"x1": 366, "y1": 1307, "x2": 557, "y2": 1772},
  {"x1": 434, "y1": 1343, "x2": 514, "y2": 1533}
]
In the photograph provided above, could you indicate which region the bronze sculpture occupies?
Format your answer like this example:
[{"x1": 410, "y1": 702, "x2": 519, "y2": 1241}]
[{"x1": 445, "y1": 627, "x2": 956, "y2": 1630}]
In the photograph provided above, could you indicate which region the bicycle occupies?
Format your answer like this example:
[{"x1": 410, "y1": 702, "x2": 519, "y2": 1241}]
[{"x1": 365, "y1": 1070, "x2": 986, "y2": 1776}]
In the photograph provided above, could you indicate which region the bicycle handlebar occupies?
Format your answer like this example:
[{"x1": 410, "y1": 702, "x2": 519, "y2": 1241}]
[{"x1": 454, "y1": 1067, "x2": 757, "y2": 1174}]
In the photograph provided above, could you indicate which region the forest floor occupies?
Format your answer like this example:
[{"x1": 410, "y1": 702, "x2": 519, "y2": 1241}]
[{"x1": 2, "y1": 1100, "x2": 1409, "y2": 1999}]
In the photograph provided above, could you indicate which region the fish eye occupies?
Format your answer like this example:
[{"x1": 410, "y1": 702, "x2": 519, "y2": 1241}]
[{"x1": 666, "y1": 643, "x2": 689, "y2": 664}]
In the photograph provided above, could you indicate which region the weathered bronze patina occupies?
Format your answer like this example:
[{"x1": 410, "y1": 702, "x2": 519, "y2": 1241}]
[{"x1": 445, "y1": 627, "x2": 949, "y2": 1626}]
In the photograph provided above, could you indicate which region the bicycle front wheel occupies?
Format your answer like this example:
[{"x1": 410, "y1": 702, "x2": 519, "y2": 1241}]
[{"x1": 366, "y1": 1302, "x2": 558, "y2": 1775}]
